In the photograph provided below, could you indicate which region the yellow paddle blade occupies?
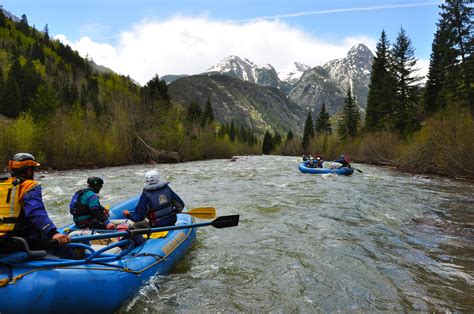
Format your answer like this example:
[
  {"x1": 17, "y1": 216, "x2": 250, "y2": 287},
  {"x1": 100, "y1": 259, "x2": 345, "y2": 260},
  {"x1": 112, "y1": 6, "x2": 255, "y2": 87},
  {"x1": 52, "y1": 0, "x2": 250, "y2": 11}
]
[
  {"x1": 185, "y1": 207, "x2": 216, "y2": 219},
  {"x1": 147, "y1": 231, "x2": 169, "y2": 239}
]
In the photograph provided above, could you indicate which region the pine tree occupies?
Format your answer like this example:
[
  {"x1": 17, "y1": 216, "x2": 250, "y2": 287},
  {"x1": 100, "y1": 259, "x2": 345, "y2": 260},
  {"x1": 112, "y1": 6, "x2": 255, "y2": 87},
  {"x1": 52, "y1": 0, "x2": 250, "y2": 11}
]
[
  {"x1": 140, "y1": 74, "x2": 171, "y2": 108},
  {"x1": 365, "y1": 30, "x2": 397, "y2": 131},
  {"x1": 0, "y1": 10, "x2": 6, "y2": 28},
  {"x1": 0, "y1": 74, "x2": 21, "y2": 117},
  {"x1": 315, "y1": 103, "x2": 332, "y2": 134},
  {"x1": 273, "y1": 132, "x2": 282, "y2": 147},
  {"x1": 217, "y1": 124, "x2": 226, "y2": 137},
  {"x1": 262, "y1": 130, "x2": 273, "y2": 154},
  {"x1": 201, "y1": 97, "x2": 214, "y2": 125},
  {"x1": 286, "y1": 130, "x2": 294, "y2": 142},
  {"x1": 392, "y1": 27, "x2": 422, "y2": 134},
  {"x1": 29, "y1": 84, "x2": 59, "y2": 122},
  {"x1": 302, "y1": 111, "x2": 314, "y2": 150},
  {"x1": 439, "y1": 0, "x2": 473, "y2": 114},
  {"x1": 339, "y1": 86, "x2": 360, "y2": 139},
  {"x1": 229, "y1": 121, "x2": 236, "y2": 142},
  {"x1": 424, "y1": 16, "x2": 455, "y2": 114},
  {"x1": 186, "y1": 101, "x2": 202, "y2": 124},
  {"x1": 43, "y1": 24, "x2": 49, "y2": 41},
  {"x1": 19, "y1": 14, "x2": 29, "y2": 35}
]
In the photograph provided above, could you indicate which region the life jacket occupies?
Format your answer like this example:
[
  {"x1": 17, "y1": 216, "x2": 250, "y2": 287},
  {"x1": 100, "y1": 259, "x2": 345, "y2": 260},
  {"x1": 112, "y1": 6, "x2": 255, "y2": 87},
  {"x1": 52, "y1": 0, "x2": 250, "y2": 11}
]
[
  {"x1": 143, "y1": 184, "x2": 175, "y2": 225},
  {"x1": 69, "y1": 188, "x2": 94, "y2": 216},
  {"x1": 0, "y1": 177, "x2": 38, "y2": 237}
]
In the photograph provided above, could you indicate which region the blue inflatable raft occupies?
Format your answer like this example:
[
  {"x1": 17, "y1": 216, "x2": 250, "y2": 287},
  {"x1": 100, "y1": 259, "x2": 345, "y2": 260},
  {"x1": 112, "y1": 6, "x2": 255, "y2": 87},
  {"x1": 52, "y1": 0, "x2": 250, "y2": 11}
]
[
  {"x1": 298, "y1": 162, "x2": 354, "y2": 176},
  {"x1": 0, "y1": 196, "x2": 196, "y2": 314}
]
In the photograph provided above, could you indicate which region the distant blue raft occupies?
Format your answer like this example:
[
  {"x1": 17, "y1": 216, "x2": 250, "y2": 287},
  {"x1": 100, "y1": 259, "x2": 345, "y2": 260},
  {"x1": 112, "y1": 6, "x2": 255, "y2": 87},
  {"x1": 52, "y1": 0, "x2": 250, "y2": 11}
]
[
  {"x1": 298, "y1": 162, "x2": 354, "y2": 176},
  {"x1": 0, "y1": 196, "x2": 196, "y2": 314}
]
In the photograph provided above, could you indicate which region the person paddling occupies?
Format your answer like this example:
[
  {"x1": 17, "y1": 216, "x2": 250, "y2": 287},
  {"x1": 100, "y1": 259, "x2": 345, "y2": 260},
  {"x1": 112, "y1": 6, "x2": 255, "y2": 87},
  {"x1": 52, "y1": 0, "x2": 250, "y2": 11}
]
[
  {"x1": 70, "y1": 177, "x2": 115, "y2": 230},
  {"x1": 0, "y1": 153, "x2": 70, "y2": 255},
  {"x1": 123, "y1": 170, "x2": 185, "y2": 228},
  {"x1": 334, "y1": 155, "x2": 350, "y2": 167}
]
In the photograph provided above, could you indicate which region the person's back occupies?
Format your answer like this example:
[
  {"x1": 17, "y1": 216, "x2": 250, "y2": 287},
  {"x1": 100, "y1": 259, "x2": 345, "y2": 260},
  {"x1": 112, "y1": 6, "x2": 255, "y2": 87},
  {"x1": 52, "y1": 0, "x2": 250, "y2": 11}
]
[
  {"x1": 335, "y1": 155, "x2": 350, "y2": 167},
  {"x1": 70, "y1": 177, "x2": 114, "y2": 230},
  {"x1": 0, "y1": 153, "x2": 70, "y2": 255},
  {"x1": 124, "y1": 170, "x2": 184, "y2": 228}
]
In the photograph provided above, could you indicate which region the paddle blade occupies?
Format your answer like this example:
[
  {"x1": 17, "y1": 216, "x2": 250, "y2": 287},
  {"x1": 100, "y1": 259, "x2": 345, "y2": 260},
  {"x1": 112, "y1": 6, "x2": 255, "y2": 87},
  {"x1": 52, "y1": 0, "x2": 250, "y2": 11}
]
[
  {"x1": 187, "y1": 207, "x2": 216, "y2": 219},
  {"x1": 210, "y1": 215, "x2": 240, "y2": 229},
  {"x1": 147, "y1": 231, "x2": 169, "y2": 239}
]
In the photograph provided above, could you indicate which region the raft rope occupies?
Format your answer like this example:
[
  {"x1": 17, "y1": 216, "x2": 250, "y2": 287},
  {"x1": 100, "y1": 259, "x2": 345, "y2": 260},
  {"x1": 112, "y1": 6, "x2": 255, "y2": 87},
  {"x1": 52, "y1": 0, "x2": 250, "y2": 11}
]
[{"x1": 1, "y1": 228, "x2": 191, "y2": 286}]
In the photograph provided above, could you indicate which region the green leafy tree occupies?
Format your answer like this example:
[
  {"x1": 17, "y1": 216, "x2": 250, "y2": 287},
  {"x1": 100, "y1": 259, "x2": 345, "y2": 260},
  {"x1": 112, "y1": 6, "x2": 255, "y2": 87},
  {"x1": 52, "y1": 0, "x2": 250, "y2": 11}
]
[
  {"x1": 262, "y1": 130, "x2": 273, "y2": 154},
  {"x1": 286, "y1": 130, "x2": 294, "y2": 142},
  {"x1": 315, "y1": 103, "x2": 332, "y2": 134},
  {"x1": 302, "y1": 111, "x2": 314, "y2": 150}
]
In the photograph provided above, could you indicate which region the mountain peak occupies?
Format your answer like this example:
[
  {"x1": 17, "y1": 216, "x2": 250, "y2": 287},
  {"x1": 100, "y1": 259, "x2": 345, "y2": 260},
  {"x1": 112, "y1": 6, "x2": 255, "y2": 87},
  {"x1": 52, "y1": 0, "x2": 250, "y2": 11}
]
[
  {"x1": 278, "y1": 61, "x2": 311, "y2": 85},
  {"x1": 347, "y1": 43, "x2": 372, "y2": 57}
]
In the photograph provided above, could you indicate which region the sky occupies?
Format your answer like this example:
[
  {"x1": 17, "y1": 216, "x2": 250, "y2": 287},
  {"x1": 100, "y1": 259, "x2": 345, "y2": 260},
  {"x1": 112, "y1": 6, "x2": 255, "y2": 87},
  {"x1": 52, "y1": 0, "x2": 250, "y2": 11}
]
[{"x1": 1, "y1": 0, "x2": 442, "y2": 85}]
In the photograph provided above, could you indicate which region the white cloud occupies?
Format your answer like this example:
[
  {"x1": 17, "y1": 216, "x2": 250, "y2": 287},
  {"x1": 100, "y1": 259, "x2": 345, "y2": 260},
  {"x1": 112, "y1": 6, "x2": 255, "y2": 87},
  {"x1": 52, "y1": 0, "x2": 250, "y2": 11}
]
[
  {"x1": 416, "y1": 58, "x2": 430, "y2": 82},
  {"x1": 56, "y1": 17, "x2": 377, "y2": 85}
]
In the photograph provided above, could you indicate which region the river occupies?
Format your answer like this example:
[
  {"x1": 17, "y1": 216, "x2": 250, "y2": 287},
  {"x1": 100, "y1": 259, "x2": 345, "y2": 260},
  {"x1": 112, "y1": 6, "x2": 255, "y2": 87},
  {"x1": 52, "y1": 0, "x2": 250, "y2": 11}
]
[{"x1": 39, "y1": 155, "x2": 473, "y2": 312}]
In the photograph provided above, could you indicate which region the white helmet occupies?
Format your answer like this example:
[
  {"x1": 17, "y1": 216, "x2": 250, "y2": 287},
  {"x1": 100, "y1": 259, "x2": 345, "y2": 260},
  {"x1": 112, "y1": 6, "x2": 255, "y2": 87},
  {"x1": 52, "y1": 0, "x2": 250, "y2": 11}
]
[{"x1": 144, "y1": 170, "x2": 160, "y2": 188}]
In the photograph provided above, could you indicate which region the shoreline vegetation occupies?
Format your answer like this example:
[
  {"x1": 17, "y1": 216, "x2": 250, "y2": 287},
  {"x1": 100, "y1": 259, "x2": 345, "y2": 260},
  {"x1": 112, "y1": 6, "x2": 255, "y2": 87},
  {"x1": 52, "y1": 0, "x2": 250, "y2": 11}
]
[{"x1": 1, "y1": 2, "x2": 473, "y2": 182}]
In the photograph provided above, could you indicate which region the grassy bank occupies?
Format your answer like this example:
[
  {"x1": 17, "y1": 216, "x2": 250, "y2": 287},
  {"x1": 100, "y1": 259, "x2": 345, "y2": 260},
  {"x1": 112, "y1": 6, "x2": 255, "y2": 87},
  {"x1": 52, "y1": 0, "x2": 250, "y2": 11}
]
[{"x1": 276, "y1": 105, "x2": 474, "y2": 181}]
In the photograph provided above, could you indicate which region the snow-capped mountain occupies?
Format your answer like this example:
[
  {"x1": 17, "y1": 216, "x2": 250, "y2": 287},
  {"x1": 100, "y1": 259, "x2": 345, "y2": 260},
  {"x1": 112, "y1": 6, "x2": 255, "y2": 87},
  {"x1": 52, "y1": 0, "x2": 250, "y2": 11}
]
[
  {"x1": 288, "y1": 43, "x2": 374, "y2": 115},
  {"x1": 205, "y1": 55, "x2": 284, "y2": 90},
  {"x1": 278, "y1": 62, "x2": 311, "y2": 85}
]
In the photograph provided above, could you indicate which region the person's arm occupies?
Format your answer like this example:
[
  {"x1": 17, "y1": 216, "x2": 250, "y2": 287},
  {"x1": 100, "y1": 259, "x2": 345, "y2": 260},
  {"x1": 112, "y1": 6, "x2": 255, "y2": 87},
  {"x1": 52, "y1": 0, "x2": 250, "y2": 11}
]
[
  {"x1": 124, "y1": 193, "x2": 148, "y2": 222},
  {"x1": 86, "y1": 193, "x2": 110, "y2": 225},
  {"x1": 22, "y1": 186, "x2": 60, "y2": 238},
  {"x1": 170, "y1": 189, "x2": 184, "y2": 213}
]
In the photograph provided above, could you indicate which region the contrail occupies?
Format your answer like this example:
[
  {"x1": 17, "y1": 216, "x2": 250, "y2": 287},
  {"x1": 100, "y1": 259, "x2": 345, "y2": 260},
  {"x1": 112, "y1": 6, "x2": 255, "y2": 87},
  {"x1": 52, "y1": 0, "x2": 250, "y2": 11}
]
[{"x1": 230, "y1": 1, "x2": 442, "y2": 23}]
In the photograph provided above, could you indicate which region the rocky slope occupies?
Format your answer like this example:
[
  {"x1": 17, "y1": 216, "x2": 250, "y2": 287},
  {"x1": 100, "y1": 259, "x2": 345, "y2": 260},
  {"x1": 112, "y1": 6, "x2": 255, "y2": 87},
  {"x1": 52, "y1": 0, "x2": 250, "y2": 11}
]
[{"x1": 168, "y1": 74, "x2": 306, "y2": 134}]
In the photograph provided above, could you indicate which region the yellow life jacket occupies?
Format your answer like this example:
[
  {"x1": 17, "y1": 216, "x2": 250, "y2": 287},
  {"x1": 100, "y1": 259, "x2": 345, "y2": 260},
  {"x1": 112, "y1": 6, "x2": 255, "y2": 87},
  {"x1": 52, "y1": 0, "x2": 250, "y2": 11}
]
[{"x1": 0, "y1": 177, "x2": 38, "y2": 237}]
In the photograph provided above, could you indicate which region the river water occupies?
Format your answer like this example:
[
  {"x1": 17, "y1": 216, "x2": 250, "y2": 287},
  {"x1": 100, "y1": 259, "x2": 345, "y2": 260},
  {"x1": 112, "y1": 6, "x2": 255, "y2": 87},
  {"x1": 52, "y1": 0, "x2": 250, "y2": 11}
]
[{"x1": 39, "y1": 155, "x2": 473, "y2": 312}]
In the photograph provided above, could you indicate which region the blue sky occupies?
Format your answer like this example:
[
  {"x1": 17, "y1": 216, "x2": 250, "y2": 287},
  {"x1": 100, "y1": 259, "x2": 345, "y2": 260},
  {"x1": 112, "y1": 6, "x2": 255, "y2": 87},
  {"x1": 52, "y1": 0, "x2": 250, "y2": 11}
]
[{"x1": 1, "y1": 0, "x2": 442, "y2": 84}]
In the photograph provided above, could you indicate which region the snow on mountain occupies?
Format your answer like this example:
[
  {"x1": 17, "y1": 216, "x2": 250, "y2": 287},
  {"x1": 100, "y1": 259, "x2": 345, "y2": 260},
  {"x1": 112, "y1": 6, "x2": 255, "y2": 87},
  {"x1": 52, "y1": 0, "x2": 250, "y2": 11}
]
[
  {"x1": 288, "y1": 43, "x2": 374, "y2": 114},
  {"x1": 278, "y1": 62, "x2": 311, "y2": 85},
  {"x1": 205, "y1": 55, "x2": 284, "y2": 90}
]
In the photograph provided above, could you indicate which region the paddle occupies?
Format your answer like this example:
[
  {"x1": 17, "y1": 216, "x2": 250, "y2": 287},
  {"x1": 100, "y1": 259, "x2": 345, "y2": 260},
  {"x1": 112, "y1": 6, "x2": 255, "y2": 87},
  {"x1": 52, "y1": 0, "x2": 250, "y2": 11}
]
[
  {"x1": 184, "y1": 207, "x2": 216, "y2": 219},
  {"x1": 352, "y1": 167, "x2": 363, "y2": 173},
  {"x1": 69, "y1": 215, "x2": 240, "y2": 243}
]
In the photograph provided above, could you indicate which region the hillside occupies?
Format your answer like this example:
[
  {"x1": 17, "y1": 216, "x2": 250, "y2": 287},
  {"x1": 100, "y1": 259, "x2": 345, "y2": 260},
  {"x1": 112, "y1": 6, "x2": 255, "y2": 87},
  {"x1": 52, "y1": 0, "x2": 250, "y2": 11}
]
[{"x1": 168, "y1": 74, "x2": 306, "y2": 134}]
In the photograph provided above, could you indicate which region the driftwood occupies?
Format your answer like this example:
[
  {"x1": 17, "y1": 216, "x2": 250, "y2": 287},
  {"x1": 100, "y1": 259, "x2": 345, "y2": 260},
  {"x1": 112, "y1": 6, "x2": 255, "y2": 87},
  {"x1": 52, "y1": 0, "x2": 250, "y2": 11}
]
[{"x1": 136, "y1": 135, "x2": 180, "y2": 163}]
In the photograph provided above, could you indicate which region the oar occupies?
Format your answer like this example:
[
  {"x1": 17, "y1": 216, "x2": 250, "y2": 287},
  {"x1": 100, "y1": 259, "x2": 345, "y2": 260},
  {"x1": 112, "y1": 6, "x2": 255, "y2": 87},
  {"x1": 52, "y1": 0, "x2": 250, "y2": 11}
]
[
  {"x1": 184, "y1": 207, "x2": 216, "y2": 219},
  {"x1": 69, "y1": 215, "x2": 240, "y2": 243},
  {"x1": 352, "y1": 167, "x2": 363, "y2": 173}
]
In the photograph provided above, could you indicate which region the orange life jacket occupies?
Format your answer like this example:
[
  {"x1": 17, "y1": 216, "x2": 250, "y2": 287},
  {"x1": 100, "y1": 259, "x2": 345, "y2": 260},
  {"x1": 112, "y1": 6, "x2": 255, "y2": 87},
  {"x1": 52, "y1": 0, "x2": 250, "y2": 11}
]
[{"x1": 0, "y1": 177, "x2": 38, "y2": 236}]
